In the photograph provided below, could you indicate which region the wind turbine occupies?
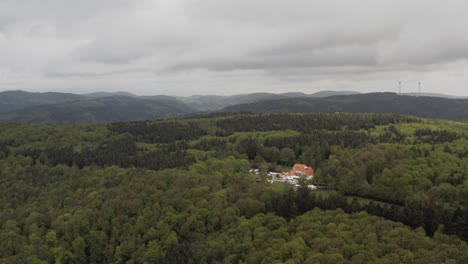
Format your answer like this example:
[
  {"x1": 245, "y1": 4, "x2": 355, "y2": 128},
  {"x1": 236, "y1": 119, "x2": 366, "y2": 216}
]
[{"x1": 418, "y1": 81, "x2": 421, "y2": 97}]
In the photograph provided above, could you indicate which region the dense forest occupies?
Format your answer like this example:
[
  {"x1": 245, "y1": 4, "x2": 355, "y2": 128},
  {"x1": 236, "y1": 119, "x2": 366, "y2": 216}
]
[{"x1": 1, "y1": 112, "x2": 468, "y2": 263}]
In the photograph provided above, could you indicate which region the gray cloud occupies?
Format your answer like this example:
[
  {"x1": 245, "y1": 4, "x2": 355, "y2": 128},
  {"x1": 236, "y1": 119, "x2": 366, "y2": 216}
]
[{"x1": 1, "y1": 0, "x2": 468, "y2": 96}]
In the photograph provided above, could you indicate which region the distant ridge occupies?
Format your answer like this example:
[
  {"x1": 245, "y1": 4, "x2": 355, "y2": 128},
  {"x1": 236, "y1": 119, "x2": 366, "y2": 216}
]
[
  {"x1": 179, "y1": 91, "x2": 358, "y2": 111},
  {"x1": 0, "y1": 96, "x2": 195, "y2": 124},
  {"x1": 401, "y1": 92, "x2": 468, "y2": 99},
  {"x1": 308, "y1": 90, "x2": 360, "y2": 98},
  {"x1": 82, "y1": 91, "x2": 136, "y2": 98},
  {"x1": 222, "y1": 92, "x2": 468, "y2": 121},
  {"x1": 0, "y1": 90, "x2": 358, "y2": 114},
  {"x1": 1, "y1": 90, "x2": 467, "y2": 123},
  {"x1": 0, "y1": 90, "x2": 84, "y2": 113},
  {"x1": 178, "y1": 92, "x2": 307, "y2": 111}
]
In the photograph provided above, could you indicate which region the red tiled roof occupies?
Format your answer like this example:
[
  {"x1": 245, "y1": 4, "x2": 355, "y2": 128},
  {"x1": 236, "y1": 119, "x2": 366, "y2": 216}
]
[{"x1": 291, "y1": 163, "x2": 314, "y2": 176}]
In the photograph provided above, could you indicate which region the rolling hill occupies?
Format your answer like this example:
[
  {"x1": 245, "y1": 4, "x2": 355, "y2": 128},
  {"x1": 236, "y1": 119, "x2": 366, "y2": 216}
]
[
  {"x1": 1, "y1": 90, "x2": 468, "y2": 123},
  {"x1": 308, "y1": 90, "x2": 360, "y2": 98},
  {"x1": 178, "y1": 92, "x2": 307, "y2": 111},
  {"x1": 0, "y1": 90, "x2": 85, "y2": 113},
  {"x1": 0, "y1": 90, "x2": 357, "y2": 115},
  {"x1": 179, "y1": 91, "x2": 359, "y2": 111},
  {"x1": 222, "y1": 92, "x2": 468, "y2": 121},
  {"x1": 82, "y1": 91, "x2": 137, "y2": 98},
  {"x1": 0, "y1": 96, "x2": 195, "y2": 124}
]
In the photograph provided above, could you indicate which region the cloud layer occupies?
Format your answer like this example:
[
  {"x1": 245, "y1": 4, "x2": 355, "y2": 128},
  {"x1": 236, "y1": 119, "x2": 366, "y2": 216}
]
[{"x1": 1, "y1": 0, "x2": 468, "y2": 95}]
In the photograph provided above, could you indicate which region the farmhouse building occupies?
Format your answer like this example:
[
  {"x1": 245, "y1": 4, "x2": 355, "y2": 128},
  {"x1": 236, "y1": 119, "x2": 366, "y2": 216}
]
[
  {"x1": 268, "y1": 163, "x2": 315, "y2": 185},
  {"x1": 289, "y1": 163, "x2": 314, "y2": 177}
]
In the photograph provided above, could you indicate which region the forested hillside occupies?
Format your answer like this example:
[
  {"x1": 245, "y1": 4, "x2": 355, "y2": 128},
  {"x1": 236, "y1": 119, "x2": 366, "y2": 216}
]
[
  {"x1": 2, "y1": 91, "x2": 468, "y2": 123},
  {"x1": 223, "y1": 92, "x2": 468, "y2": 121},
  {"x1": 0, "y1": 90, "x2": 85, "y2": 113},
  {"x1": 0, "y1": 90, "x2": 359, "y2": 122},
  {"x1": 0, "y1": 96, "x2": 195, "y2": 124},
  {"x1": 1, "y1": 113, "x2": 468, "y2": 263}
]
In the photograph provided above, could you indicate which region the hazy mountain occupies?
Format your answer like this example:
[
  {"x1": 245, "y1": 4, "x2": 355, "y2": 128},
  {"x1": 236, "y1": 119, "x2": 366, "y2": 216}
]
[
  {"x1": 83, "y1": 91, "x2": 137, "y2": 98},
  {"x1": 179, "y1": 91, "x2": 362, "y2": 111},
  {"x1": 308, "y1": 90, "x2": 360, "y2": 98},
  {"x1": 0, "y1": 96, "x2": 195, "y2": 124},
  {"x1": 277, "y1": 92, "x2": 308, "y2": 97},
  {"x1": 179, "y1": 92, "x2": 308, "y2": 111},
  {"x1": 0, "y1": 90, "x2": 319, "y2": 123},
  {"x1": 0, "y1": 90, "x2": 85, "y2": 113},
  {"x1": 178, "y1": 95, "x2": 227, "y2": 111},
  {"x1": 140, "y1": 95, "x2": 185, "y2": 102},
  {"x1": 2, "y1": 90, "x2": 467, "y2": 123},
  {"x1": 0, "y1": 90, "x2": 391, "y2": 116},
  {"x1": 222, "y1": 92, "x2": 468, "y2": 121}
]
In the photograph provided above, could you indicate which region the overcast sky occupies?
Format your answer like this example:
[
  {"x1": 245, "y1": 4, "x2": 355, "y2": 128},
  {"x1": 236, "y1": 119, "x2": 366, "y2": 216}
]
[{"x1": 1, "y1": 0, "x2": 468, "y2": 96}]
